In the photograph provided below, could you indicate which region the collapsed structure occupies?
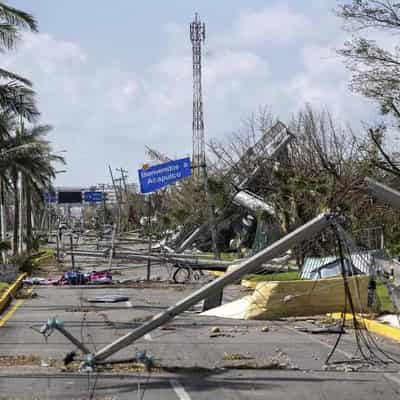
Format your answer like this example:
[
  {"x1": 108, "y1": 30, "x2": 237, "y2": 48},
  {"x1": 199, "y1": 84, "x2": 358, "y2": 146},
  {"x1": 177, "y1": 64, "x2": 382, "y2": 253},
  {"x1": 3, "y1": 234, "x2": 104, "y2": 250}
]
[{"x1": 171, "y1": 121, "x2": 294, "y2": 254}]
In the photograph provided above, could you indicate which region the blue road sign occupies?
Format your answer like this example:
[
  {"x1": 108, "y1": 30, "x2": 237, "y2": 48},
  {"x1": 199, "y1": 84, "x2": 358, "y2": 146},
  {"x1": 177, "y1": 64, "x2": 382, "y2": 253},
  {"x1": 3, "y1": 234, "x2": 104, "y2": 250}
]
[
  {"x1": 84, "y1": 191, "x2": 104, "y2": 203},
  {"x1": 138, "y1": 157, "x2": 192, "y2": 194},
  {"x1": 43, "y1": 192, "x2": 57, "y2": 204}
]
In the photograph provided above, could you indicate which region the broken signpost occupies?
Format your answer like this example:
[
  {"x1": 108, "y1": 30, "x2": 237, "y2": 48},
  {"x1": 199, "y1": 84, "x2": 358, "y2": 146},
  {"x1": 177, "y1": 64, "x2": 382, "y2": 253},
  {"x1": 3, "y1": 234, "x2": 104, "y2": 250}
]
[{"x1": 138, "y1": 157, "x2": 192, "y2": 280}]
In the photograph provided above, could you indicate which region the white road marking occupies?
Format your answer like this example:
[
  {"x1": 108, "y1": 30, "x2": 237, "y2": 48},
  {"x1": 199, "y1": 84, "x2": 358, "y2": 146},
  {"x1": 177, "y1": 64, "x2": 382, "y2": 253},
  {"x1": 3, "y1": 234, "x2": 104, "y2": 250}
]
[
  {"x1": 170, "y1": 379, "x2": 191, "y2": 400},
  {"x1": 125, "y1": 301, "x2": 133, "y2": 308},
  {"x1": 144, "y1": 333, "x2": 152, "y2": 341}
]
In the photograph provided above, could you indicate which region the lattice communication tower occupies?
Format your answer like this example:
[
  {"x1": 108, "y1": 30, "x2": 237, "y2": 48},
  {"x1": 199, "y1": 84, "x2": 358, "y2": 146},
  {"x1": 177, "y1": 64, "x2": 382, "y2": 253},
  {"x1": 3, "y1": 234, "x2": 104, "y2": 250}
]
[{"x1": 190, "y1": 13, "x2": 206, "y2": 176}]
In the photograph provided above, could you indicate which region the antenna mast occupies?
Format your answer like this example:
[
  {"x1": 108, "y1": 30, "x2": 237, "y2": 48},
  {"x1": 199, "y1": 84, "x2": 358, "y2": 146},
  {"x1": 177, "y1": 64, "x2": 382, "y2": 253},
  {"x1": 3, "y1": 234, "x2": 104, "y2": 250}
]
[{"x1": 190, "y1": 13, "x2": 206, "y2": 176}]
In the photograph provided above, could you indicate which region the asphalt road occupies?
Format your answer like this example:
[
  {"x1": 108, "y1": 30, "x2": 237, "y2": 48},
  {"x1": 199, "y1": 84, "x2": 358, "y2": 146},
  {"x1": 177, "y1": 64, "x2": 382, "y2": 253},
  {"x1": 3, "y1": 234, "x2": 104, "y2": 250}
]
[{"x1": 1, "y1": 264, "x2": 400, "y2": 399}]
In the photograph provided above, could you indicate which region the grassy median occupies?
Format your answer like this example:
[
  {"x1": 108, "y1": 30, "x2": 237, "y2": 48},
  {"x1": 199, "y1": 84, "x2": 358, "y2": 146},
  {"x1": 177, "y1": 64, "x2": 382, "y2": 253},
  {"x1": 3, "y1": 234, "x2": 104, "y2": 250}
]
[{"x1": 0, "y1": 282, "x2": 8, "y2": 296}]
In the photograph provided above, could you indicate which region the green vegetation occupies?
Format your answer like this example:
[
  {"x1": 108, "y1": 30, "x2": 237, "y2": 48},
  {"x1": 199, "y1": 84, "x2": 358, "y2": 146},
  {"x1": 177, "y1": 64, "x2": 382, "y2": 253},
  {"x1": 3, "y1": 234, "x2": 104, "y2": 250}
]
[
  {"x1": 8, "y1": 253, "x2": 37, "y2": 274},
  {"x1": 0, "y1": 240, "x2": 11, "y2": 252},
  {"x1": 244, "y1": 271, "x2": 300, "y2": 282},
  {"x1": 195, "y1": 252, "x2": 238, "y2": 261},
  {"x1": 376, "y1": 279, "x2": 396, "y2": 314},
  {"x1": 0, "y1": 281, "x2": 8, "y2": 296}
]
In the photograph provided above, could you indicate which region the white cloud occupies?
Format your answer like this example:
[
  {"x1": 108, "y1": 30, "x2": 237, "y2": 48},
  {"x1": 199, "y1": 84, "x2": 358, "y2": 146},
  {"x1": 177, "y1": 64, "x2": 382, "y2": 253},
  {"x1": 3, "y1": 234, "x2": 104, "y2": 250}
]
[
  {"x1": 235, "y1": 5, "x2": 311, "y2": 46},
  {"x1": 284, "y1": 43, "x2": 377, "y2": 121},
  {"x1": 0, "y1": 6, "x2": 384, "y2": 186}
]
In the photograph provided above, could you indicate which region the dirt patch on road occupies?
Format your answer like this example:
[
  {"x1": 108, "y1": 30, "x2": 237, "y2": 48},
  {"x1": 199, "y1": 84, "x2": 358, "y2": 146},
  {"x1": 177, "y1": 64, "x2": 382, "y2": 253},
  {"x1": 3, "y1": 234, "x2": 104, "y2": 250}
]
[{"x1": 0, "y1": 355, "x2": 42, "y2": 367}]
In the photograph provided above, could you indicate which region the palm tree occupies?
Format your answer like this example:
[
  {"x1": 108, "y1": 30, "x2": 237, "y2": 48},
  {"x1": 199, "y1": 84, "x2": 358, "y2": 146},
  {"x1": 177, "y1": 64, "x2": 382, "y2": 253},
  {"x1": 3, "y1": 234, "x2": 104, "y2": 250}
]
[
  {"x1": 0, "y1": 2, "x2": 38, "y2": 121},
  {"x1": 0, "y1": 109, "x2": 64, "y2": 255},
  {"x1": 18, "y1": 125, "x2": 64, "y2": 252},
  {"x1": 5, "y1": 123, "x2": 64, "y2": 253},
  {"x1": 0, "y1": 111, "x2": 17, "y2": 257},
  {"x1": 0, "y1": 2, "x2": 40, "y2": 257}
]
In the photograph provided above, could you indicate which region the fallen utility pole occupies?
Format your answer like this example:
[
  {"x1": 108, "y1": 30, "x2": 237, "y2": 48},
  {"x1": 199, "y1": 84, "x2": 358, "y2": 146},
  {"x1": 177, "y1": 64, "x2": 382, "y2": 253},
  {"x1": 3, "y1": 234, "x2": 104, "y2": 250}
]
[
  {"x1": 66, "y1": 249, "x2": 232, "y2": 269},
  {"x1": 93, "y1": 212, "x2": 334, "y2": 363},
  {"x1": 39, "y1": 213, "x2": 334, "y2": 366}
]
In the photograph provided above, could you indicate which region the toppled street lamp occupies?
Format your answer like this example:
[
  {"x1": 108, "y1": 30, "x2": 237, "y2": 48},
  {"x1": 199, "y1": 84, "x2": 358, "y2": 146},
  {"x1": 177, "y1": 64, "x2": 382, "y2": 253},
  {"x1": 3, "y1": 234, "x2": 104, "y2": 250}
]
[{"x1": 38, "y1": 212, "x2": 336, "y2": 368}]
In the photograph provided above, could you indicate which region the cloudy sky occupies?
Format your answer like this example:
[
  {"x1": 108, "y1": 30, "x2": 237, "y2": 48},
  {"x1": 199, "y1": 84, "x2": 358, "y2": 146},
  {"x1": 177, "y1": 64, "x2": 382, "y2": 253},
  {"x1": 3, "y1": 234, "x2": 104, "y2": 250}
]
[{"x1": 5, "y1": 1, "x2": 386, "y2": 186}]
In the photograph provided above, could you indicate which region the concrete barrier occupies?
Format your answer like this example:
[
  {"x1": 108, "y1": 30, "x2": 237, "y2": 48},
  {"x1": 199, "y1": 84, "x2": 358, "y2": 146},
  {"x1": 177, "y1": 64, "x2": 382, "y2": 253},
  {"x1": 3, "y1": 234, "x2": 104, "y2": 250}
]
[
  {"x1": 203, "y1": 275, "x2": 369, "y2": 320},
  {"x1": 329, "y1": 312, "x2": 400, "y2": 342},
  {"x1": 0, "y1": 273, "x2": 27, "y2": 316}
]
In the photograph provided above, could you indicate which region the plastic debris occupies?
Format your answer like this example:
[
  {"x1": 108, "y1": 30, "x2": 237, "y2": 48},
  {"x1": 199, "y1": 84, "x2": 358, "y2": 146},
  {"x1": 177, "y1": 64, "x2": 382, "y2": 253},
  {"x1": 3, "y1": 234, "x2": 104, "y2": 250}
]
[
  {"x1": 23, "y1": 277, "x2": 46, "y2": 285},
  {"x1": 23, "y1": 270, "x2": 113, "y2": 286},
  {"x1": 89, "y1": 271, "x2": 112, "y2": 285},
  {"x1": 64, "y1": 271, "x2": 87, "y2": 285}
]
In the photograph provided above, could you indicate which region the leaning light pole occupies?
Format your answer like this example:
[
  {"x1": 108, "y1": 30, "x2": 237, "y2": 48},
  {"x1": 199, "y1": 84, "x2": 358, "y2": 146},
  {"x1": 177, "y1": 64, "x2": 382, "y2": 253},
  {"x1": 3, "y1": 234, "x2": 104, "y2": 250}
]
[{"x1": 94, "y1": 213, "x2": 335, "y2": 362}]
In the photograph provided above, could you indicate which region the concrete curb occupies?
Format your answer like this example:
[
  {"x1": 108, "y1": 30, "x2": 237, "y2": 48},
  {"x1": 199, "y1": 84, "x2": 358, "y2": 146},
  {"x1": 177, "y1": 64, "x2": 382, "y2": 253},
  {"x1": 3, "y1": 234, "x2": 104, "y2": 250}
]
[
  {"x1": 329, "y1": 312, "x2": 400, "y2": 343},
  {"x1": 0, "y1": 273, "x2": 27, "y2": 316}
]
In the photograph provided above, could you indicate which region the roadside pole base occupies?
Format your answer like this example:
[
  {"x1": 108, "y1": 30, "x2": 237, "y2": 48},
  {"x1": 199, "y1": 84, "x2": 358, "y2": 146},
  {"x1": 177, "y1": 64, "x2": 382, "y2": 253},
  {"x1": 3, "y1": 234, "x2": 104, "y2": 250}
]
[{"x1": 202, "y1": 290, "x2": 223, "y2": 311}]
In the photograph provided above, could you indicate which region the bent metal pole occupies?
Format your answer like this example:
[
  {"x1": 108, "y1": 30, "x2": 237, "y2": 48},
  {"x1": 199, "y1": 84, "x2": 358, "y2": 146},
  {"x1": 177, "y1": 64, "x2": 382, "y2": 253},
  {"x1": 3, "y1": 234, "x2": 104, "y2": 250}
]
[{"x1": 94, "y1": 213, "x2": 335, "y2": 362}]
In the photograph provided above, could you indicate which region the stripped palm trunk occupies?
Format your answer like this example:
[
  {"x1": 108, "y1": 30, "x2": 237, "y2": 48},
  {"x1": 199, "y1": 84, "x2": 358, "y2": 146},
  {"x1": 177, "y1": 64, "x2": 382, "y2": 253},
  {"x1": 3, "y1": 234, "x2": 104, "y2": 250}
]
[
  {"x1": 0, "y1": 178, "x2": 6, "y2": 262},
  {"x1": 12, "y1": 170, "x2": 18, "y2": 255},
  {"x1": 25, "y1": 177, "x2": 32, "y2": 253}
]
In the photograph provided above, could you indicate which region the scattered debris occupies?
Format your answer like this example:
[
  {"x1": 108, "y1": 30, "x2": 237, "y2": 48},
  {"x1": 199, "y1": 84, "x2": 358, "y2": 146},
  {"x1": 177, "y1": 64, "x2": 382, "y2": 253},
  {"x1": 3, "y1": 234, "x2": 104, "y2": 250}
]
[
  {"x1": 23, "y1": 270, "x2": 113, "y2": 286},
  {"x1": 210, "y1": 332, "x2": 234, "y2": 338},
  {"x1": 283, "y1": 295, "x2": 295, "y2": 303},
  {"x1": 160, "y1": 325, "x2": 176, "y2": 331},
  {"x1": 377, "y1": 314, "x2": 400, "y2": 328},
  {"x1": 296, "y1": 325, "x2": 345, "y2": 334},
  {"x1": 23, "y1": 277, "x2": 47, "y2": 285},
  {"x1": 65, "y1": 306, "x2": 96, "y2": 313},
  {"x1": 222, "y1": 359, "x2": 297, "y2": 370},
  {"x1": 130, "y1": 315, "x2": 153, "y2": 323},
  {"x1": 0, "y1": 355, "x2": 42, "y2": 367},
  {"x1": 64, "y1": 270, "x2": 87, "y2": 285},
  {"x1": 89, "y1": 271, "x2": 113, "y2": 284},
  {"x1": 323, "y1": 362, "x2": 366, "y2": 373},
  {"x1": 63, "y1": 351, "x2": 76, "y2": 366},
  {"x1": 86, "y1": 295, "x2": 129, "y2": 303},
  {"x1": 222, "y1": 352, "x2": 254, "y2": 361},
  {"x1": 261, "y1": 326, "x2": 270, "y2": 332},
  {"x1": 15, "y1": 289, "x2": 37, "y2": 299}
]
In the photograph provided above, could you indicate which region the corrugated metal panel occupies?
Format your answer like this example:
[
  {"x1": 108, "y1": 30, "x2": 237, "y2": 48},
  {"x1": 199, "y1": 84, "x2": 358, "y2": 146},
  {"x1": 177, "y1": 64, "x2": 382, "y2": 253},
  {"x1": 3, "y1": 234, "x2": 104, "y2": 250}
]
[{"x1": 301, "y1": 252, "x2": 373, "y2": 280}]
